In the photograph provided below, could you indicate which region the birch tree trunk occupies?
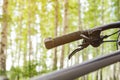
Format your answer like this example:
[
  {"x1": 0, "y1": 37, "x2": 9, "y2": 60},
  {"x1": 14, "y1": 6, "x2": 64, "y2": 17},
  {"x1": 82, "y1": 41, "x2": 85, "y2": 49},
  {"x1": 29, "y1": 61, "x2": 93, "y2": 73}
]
[
  {"x1": 117, "y1": 0, "x2": 120, "y2": 80},
  {"x1": 28, "y1": 0, "x2": 33, "y2": 77},
  {"x1": 53, "y1": 0, "x2": 59, "y2": 70},
  {"x1": 0, "y1": 0, "x2": 8, "y2": 75},
  {"x1": 99, "y1": 0, "x2": 104, "y2": 79},
  {"x1": 60, "y1": 0, "x2": 68, "y2": 69},
  {"x1": 75, "y1": 0, "x2": 82, "y2": 65},
  {"x1": 18, "y1": 11, "x2": 22, "y2": 67},
  {"x1": 94, "y1": 0, "x2": 99, "y2": 80}
]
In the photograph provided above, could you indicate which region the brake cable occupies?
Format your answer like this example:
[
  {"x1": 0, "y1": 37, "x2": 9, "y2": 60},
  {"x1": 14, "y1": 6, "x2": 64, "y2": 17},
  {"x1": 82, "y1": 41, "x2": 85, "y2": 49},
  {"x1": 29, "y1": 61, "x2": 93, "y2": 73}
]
[
  {"x1": 103, "y1": 30, "x2": 120, "y2": 42},
  {"x1": 116, "y1": 31, "x2": 120, "y2": 50}
]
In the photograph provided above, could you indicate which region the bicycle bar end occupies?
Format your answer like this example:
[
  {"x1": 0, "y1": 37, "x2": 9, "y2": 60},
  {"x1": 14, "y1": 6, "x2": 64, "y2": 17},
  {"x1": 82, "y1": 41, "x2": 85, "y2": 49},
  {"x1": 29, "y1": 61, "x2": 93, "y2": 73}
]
[{"x1": 44, "y1": 37, "x2": 54, "y2": 49}]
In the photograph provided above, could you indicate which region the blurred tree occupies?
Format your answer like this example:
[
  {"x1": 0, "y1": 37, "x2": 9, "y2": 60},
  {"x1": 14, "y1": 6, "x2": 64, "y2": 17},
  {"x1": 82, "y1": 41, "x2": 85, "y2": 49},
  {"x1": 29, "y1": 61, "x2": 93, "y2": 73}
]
[
  {"x1": 60, "y1": 0, "x2": 68, "y2": 69},
  {"x1": 28, "y1": 0, "x2": 34, "y2": 77},
  {"x1": 53, "y1": 0, "x2": 59, "y2": 70},
  {"x1": 99, "y1": 0, "x2": 104, "y2": 80},
  {"x1": 0, "y1": 0, "x2": 8, "y2": 75},
  {"x1": 75, "y1": 0, "x2": 82, "y2": 64}
]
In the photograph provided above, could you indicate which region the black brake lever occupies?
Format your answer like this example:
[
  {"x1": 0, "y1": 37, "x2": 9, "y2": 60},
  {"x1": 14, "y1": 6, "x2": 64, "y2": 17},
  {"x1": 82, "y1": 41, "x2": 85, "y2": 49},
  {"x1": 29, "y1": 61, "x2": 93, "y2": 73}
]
[
  {"x1": 68, "y1": 47, "x2": 84, "y2": 59},
  {"x1": 68, "y1": 40, "x2": 89, "y2": 59}
]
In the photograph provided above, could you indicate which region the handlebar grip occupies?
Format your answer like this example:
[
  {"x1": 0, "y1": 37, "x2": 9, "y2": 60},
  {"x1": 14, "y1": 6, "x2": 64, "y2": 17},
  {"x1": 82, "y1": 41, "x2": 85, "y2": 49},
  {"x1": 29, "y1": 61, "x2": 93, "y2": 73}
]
[{"x1": 44, "y1": 31, "x2": 83, "y2": 49}]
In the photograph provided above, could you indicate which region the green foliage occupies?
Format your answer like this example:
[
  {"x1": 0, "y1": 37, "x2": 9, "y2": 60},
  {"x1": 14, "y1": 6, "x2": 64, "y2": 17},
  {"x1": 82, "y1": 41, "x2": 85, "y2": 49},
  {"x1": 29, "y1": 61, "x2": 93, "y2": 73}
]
[
  {"x1": 8, "y1": 66, "x2": 22, "y2": 80},
  {"x1": 8, "y1": 61, "x2": 38, "y2": 79},
  {"x1": 22, "y1": 61, "x2": 38, "y2": 77}
]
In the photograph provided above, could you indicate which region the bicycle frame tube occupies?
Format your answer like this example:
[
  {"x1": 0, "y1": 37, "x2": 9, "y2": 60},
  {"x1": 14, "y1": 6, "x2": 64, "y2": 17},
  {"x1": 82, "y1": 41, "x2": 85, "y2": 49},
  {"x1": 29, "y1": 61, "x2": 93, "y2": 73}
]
[{"x1": 30, "y1": 50, "x2": 120, "y2": 80}]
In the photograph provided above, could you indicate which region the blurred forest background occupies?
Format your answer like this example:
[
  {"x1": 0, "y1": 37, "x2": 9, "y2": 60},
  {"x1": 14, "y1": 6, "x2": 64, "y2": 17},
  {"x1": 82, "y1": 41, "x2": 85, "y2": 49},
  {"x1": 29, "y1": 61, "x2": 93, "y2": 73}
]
[{"x1": 0, "y1": 0, "x2": 120, "y2": 80}]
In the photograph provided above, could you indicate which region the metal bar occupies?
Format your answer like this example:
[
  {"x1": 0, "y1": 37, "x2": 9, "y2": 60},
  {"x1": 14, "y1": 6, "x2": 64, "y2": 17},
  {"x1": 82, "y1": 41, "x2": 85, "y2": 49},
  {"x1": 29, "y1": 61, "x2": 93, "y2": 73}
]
[
  {"x1": 0, "y1": 76, "x2": 9, "y2": 80},
  {"x1": 96, "y1": 21, "x2": 120, "y2": 31},
  {"x1": 30, "y1": 50, "x2": 120, "y2": 80}
]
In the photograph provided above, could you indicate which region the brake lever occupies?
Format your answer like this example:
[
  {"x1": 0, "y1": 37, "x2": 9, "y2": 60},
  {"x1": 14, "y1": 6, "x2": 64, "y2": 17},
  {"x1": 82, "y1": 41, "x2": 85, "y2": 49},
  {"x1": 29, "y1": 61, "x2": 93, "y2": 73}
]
[
  {"x1": 68, "y1": 40, "x2": 89, "y2": 59},
  {"x1": 68, "y1": 47, "x2": 84, "y2": 59}
]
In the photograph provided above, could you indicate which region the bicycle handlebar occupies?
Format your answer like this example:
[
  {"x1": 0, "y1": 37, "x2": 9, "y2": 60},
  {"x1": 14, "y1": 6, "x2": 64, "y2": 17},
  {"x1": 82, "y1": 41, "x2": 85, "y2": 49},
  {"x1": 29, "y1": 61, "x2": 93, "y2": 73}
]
[{"x1": 44, "y1": 22, "x2": 120, "y2": 49}]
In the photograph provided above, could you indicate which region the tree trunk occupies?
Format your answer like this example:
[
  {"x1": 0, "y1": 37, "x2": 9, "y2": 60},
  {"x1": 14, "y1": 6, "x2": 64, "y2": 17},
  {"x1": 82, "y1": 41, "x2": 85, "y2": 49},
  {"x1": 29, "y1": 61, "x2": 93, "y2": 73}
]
[
  {"x1": 94, "y1": 0, "x2": 99, "y2": 80},
  {"x1": 18, "y1": 15, "x2": 22, "y2": 67},
  {"x1": 53, "y1": 0, "x2": 59, "y2": 70},
  {"x1": 78, "y1": 0, "x2": 82, "y2": 30},
  {"x1": 82, "y1": 50, "x2": 88, "y2": 80},
  {"x1": 0, "y1": 0, "x2": 8, "y2": 75},
  {"x1": 117, "y1": 0, "x2": 120, "y2": 80},
  {"x1": 99, "y1": 0, "x2": 104, "y2": 79},
  {"x1": 60, "y1": 0, "x2": 68, "y2": 69},
  {"x1": 75, "y1": 0, "x2": 82, "y2": 65},
  {"x1": 28, "y1": 0, "x2": 33, "y2": 77}
]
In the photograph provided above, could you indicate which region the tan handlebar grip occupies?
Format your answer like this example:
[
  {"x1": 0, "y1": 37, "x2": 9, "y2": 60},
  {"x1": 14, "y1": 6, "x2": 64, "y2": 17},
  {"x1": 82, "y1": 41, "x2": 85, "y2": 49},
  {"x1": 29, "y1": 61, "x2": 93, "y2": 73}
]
[{"x1": 44, "y1": 31, "x2": 83, "y2": 49}]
